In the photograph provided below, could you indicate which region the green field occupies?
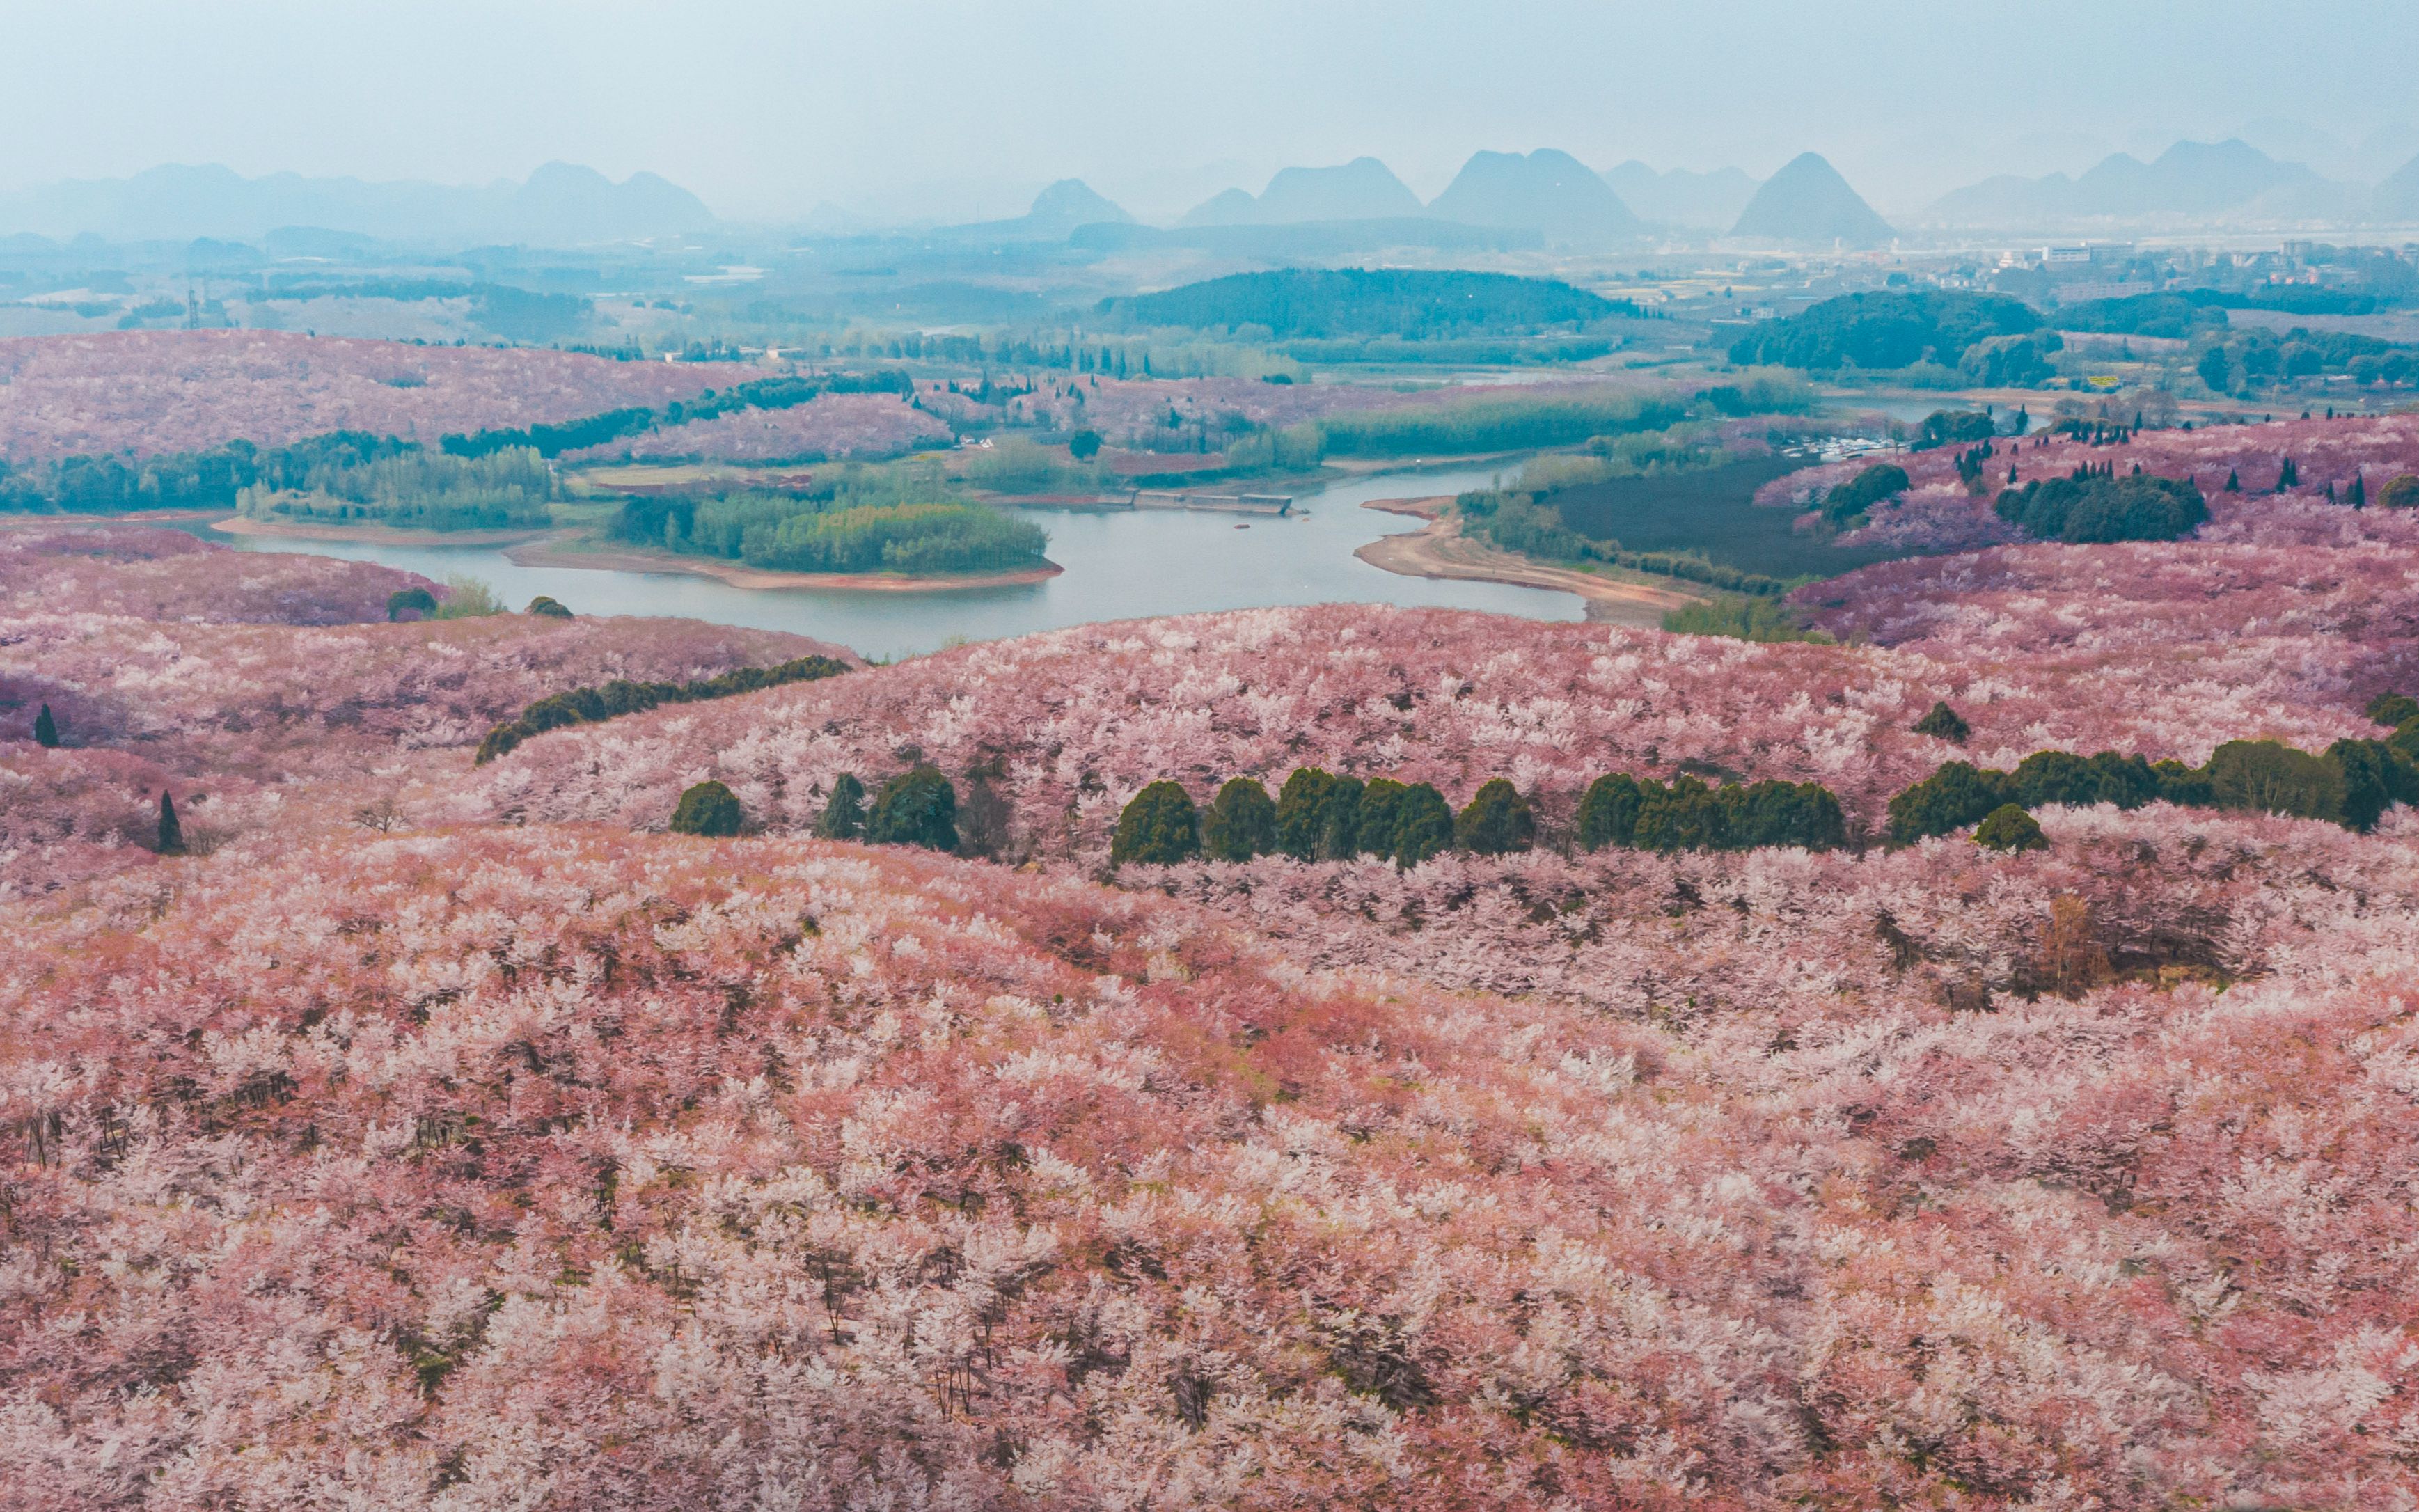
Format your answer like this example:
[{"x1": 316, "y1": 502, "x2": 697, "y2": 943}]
[{"x1": 1541, "y1": 454, "x2": 1899, "y2": 580}]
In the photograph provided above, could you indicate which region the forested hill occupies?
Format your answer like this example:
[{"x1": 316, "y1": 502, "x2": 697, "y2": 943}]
[
  {"x1": 1099, "y1": 268, "x2": 1628, "y2": 340},
  {"x1": 1725, "y1": 290, "x2": 2041, "y2": 370}
]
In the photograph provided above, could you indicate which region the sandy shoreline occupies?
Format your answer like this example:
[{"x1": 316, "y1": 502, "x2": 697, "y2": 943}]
[
  {"x1": 1355, "y1": 496, "x2": 1705, "y2": 629},
  {"x1": 213, "y1": 515, "x2": 554, "y2": 546},
  {"x1": 505, "y1": 535, "x2": 1064, "y2": 593}
]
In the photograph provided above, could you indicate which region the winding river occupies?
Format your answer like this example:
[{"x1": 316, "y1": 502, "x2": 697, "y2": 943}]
[{"x1": 211, "y1": 464, "x2": 1585, "y2": 659}]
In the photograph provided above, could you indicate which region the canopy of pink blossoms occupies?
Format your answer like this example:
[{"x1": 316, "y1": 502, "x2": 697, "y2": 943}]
[
  {"x1": 0, "y1": 331, "x2": 757, "y2": 459},
  {"x1": 476, "y1": 599, "x2": 2377, "y2": 859},
  {"x1": 8, "y1": 398, "x2": 2419, "y2": 1508}
]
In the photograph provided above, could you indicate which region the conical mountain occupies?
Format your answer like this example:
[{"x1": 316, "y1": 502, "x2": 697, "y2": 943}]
[
  {"x1": 1024, "y1": 179, "x2": 1133, "y2": 230},
  {"x1": 1729, "y1": 152, "x2": 1893, "y2": 246},
  {"x1": 1426, "y1": 148, "x2": 1639, "y2": 242}
]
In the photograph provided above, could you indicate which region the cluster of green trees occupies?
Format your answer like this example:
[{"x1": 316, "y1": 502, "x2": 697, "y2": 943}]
[
  {"x1": 1951, "y1": 443, "x2": 2001, "y2": 488},
  {"x1": 805, "y1": 767, "x2": 962, "y2": 849},
  {"x1": 679, "y1": 701, "x2": 2419, "y2": 860},
  {"x1": 440, "y1": 370, "x2": 913, "y2": 459},
  {"x1": 671, "y1": 766, "x2": 964, "y2": 849},
  {"x1": 1659, "y1": 595, "x2": 1831, "y2": 643},
  {"x1": 960, "y1": 437, "x2": 1106, "y2": 495},
  {"x1": 1959, "y1": 334, "x2": 2063, "y2": 387},
  {"x1": 1112, "y1": 769, "x2": 1479, "y2": 867},
  {"x1": 0, "y1": 430, "x2": 413, "y2": 515},
  {"x1": 610, "y1": 463, "x2": 1050, "y2": 577},
  {"x1": 1316, "y1": 390, "x2": 1694, "y2": 459},
  {"x1": 2056, "y1": 292, "x2": 2228, "y2": 340},
  {"x1": 1218, "y1": 377, "x2": 1811, "y2": 478},
  {"x1": 443, "y1": 407, "x2": 656, "y2": 461},
  {"x1": 1916, "y1": 409, "x2": 2001, "y2": 448},
  {"x1": 1887, "y1": 717, "x2": 2419, "y2": 844},
  {"x1": 2043, "y1": 417, "x2": 2129, "y2": 443},
  {"x1": 1097, "y1": 269, "x2": 1633, "y2": 341},
  {"x1": 656, "y1": 370, "x2": 913, "y2": 430},
  {"x1": 474, "y1": 653, "x2": 853, "y2": 764},
  {"x1": 673, "y1": 765, "x2": 982, "y2": 853},
  {"x1": 1573, "y1": 773, "x2": 1847, "y2": 851},
  {"x1": 240, "y1": 446, "x2": 560, "y2": 531},
  {"x1": 2190, "y1": 285, "x2": 2384, "y2": 317},
  {"x1": 842, "y1": 330, "x2": 1146, "y2": 376},
  {"x1": 1108, "y1": 766, "x2": 1848, "y2": 867},
  {"x1": 1457, "y1": 490, "x2": 1593, "y2": 561},
  {"x1": 2193, "y1": 326, "x2": 2418, "y2": 395},
  {"x1": 1697, "y1": 375, "x2": 1822, "y2": 417},
  {"x1": 1994, "y1": 471, "x2": 2208, "y2": 544},
  {"x1": 383, "y1": 575, "x2": 508, "y2": 621},
  {"x1": 1818, "y1": 462, "x2": 1909, "y2": 528},
  {"x1": 1724, "y1": 291, "x2": 2042, "y2": 372},
  {"x1": 741, "y1": 503, "x2": 1048, "y2": 576}
]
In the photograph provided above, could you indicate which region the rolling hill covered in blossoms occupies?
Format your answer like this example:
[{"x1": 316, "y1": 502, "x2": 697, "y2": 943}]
[
  {"x1": 0, "y1": 331, "x2": 764, "y2": 460},
  {"x1": 12, "y1": 411, "x2": 2419, "y2": 1508}
]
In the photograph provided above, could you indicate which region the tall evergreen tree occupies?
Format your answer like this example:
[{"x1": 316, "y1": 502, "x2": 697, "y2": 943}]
[
  {"x1": 669, "y1": 780, "x2": 745, "y2": 837},
  {"x1": 1974, "y1": 803, "x2": 2047, "y2": 852},
  {"x1": 1454, "y1": 778, "x2": 1534, "y2": 855},
  {"x1": 1575, "y1": 773, "x2": 1646, "y2": 851},
  {"x1": 33, "y1": 702, "x2": 58, "y2": 748},
  {"x1": 1390, "y1": 783, "x2": 1456, "y2": 867},
  {"x1": 1354, "y1": 778, "x2": 1410, "y2": 858},
  {"x1": 1201, "y1": 777, "x2": 1277, "y2": 861},
  {"x1": 813, "y1": 773, "x2": 867, "y2": 840},
  {"x1": 1274, "y1": 769, "x2": 1339, "y2": 860},
  {"x1": 1912, "y1": 701, "x2": 1970, "y2": 743},
  {"x1": 1314, "y1": 775, "x2": 1366, "y2": 861},
  {"x1": 157, "y1": 792, "x2": 186, "y2": 855},
  {"x1": 1111, "y1": 782, "x2": 1201, "y2": 867},
  {"x1": 866, "y1": 766, "x2": 959, "y2": 851},
  {"x1": 385, "y1": 587, "x2": 436, "y2": 621}
]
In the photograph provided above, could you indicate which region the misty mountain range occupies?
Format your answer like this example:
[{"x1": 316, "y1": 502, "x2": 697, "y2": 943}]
[
  {"x1": 1919, "y1": 139, "x2": 2374, "y2": 229},
  {"x1": 0, "y1": 162, "x2": 716, "y2": 248},
  {"x1": 8, "y1": 132, "x2": 2419, "y2": 255}
]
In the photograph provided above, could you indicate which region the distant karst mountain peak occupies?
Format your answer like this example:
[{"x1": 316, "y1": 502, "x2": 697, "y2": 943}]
[
  {"x1": 1728, "y1": 152, "x2": 1894, "y2": 246},
  {"x1": 1424, "y1": 148, "x2": 1641, "y2": 243}
]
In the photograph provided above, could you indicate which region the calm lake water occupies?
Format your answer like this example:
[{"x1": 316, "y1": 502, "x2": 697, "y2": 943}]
[{"x1": 210, "y1": 464, "x2": 1585, "y2": 660}]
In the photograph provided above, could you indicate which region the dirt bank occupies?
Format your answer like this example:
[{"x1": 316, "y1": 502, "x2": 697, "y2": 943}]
[{"x1": 1355, "y1": 497, "x2": 1705, "y2": 629}]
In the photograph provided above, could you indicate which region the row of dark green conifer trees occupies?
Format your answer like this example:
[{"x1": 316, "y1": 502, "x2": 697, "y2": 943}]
[
  {"x1": 664, "y1": 762, "x2": 1848, "y2": 867},
  {"x1": 1889, "y1": 694, "x2": 2419, "y2": 842},
  {"x1": 1109, "y1": 766, "x2": 1847, "y2": 867}
]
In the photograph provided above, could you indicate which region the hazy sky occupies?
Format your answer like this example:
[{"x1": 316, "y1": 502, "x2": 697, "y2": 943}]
[{"x1": 4, "y1": 0, "x2": 2415, "y2": 221}]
